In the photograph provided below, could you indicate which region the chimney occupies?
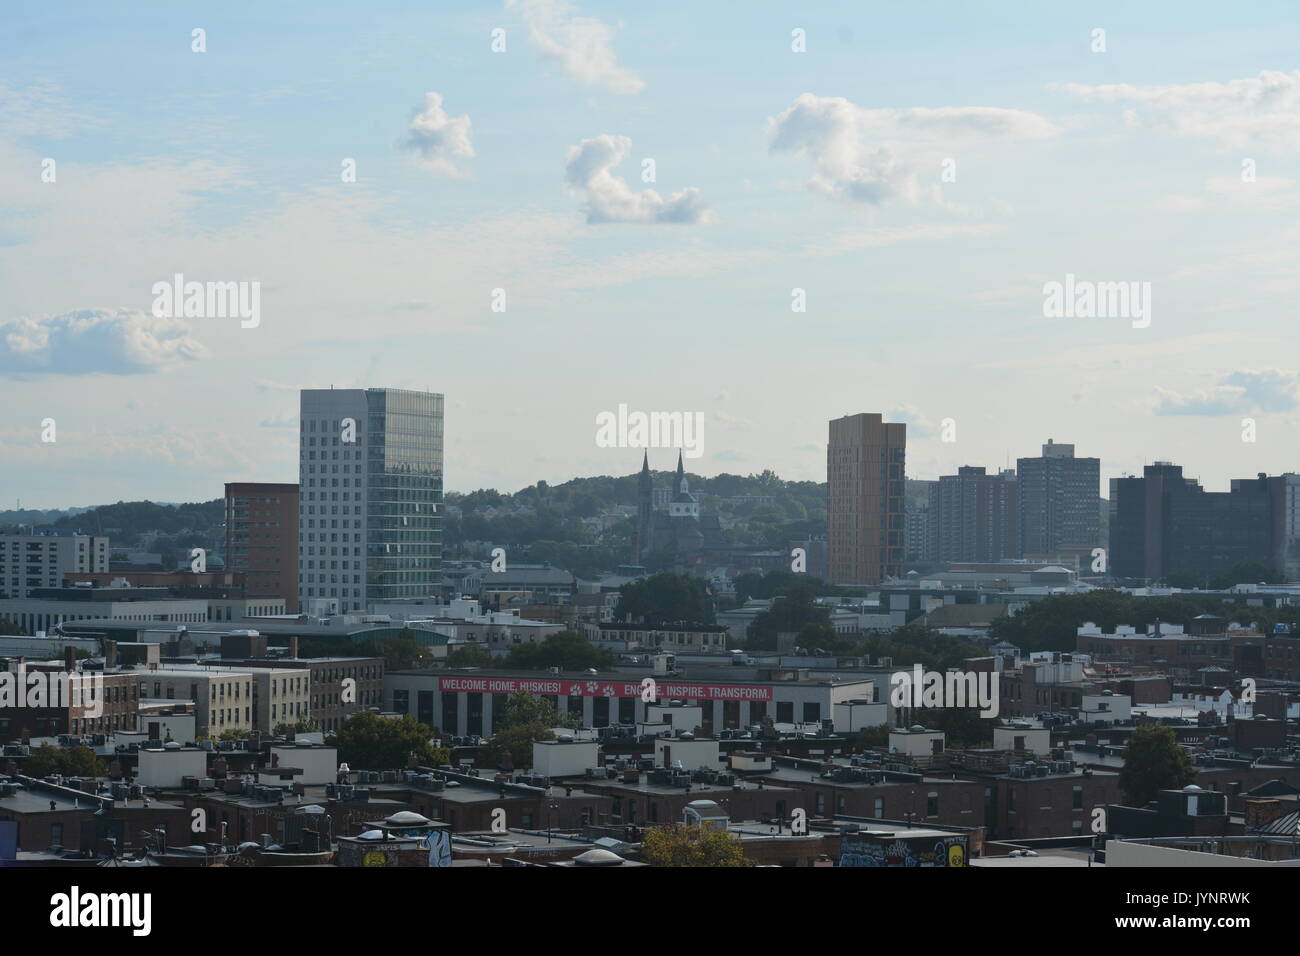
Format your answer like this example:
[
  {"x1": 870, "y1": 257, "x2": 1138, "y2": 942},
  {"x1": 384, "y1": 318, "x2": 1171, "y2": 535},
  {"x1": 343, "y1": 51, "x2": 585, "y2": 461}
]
[
  {"x1": 64, "y1": 645, "x2": 75, "y2": 672},
  {"x1": 288, "y1": 635, "x2": 299, "y2": 659},
  {"x1": 104, "y1": 640, "x2": 118, "y2": 670}
]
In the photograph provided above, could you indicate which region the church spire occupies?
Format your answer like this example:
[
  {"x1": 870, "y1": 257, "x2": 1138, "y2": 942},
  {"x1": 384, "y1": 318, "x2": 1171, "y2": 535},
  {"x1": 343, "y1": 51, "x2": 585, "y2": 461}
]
[{"x1": 675, "y1": 450, "x2": 687, "y2": 493}]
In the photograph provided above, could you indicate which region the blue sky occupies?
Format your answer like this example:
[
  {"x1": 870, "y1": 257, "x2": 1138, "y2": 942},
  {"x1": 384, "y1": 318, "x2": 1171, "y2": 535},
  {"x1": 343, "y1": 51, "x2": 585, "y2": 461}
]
[{"x1": 2, "y1": 0, "x2": 1299, "y2": 507}]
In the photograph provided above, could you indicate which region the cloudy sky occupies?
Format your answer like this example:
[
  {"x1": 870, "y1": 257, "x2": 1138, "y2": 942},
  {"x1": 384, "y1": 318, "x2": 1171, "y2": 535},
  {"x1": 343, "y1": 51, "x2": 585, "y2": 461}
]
[{"x1": 3, "y1": 0, "x2": 1299, "y2": 508}]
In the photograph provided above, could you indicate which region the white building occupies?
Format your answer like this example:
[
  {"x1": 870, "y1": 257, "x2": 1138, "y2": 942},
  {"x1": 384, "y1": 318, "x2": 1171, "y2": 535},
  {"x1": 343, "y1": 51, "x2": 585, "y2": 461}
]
[
  {"x1": 143, "y1": 669, "x2": 255, "y2": 737},
  {"x1": 136, "y1": 745, "x2": 208, "y2": 788},
  {"x1": 532, "y1": 739, "x2": 600, "y2": 778},
  {"x1": 655, "y1": 736, "x2": 721, "y2": 771},
  {"x1": 159, "y1": 663, "x2": 311, "y2": 732},
  {"x1": 267, "y1": 742, "x2": 338, "y2": 786},
  {"x1": 0, "y1": 533, "x2": 108, "y2": 601},
  {"x1": 889, "y1": 726, "x2": 945, "y2": 757},
  {"x1": 993, "y1": 724, "x2": 1052, "y2": 755},
  {"x1": 298, "y1": 388, "x2": 444, "y2": 614},
  {"x1": 1080, "y1": 691, "x2": 1131, "y2": 725}
]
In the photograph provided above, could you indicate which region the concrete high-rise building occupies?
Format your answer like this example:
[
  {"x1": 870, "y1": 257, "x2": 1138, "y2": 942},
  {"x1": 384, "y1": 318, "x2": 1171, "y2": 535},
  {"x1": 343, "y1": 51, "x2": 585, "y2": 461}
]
[
  {"x1": 1017, "y1": 439, "x2": 1100, "y2": 557},
  {"x1": 1109, "y1": 463, "x2": 1275, "y2": 583},
  {"x1": 299, "y1": 388, "x2": 444, "y2": 613},
  {"x1": 827, "y1": 413, "x2": 906, "y2": 585},
  {"x1": 934, "y1": 466, "x2": 1019, "y2": 563},
  {"x1": 225, "y1": 482, "x2": 300, "y2": 612},
  {"x1": 904, "y1": 480, "x2": 939, "y2": 563},
  {"x1": 0, "y1": 532, "x2": 108, "y2": 600},
  {"x1": 1270, "y1": 474, "x2": 1300, "y2": 582}
]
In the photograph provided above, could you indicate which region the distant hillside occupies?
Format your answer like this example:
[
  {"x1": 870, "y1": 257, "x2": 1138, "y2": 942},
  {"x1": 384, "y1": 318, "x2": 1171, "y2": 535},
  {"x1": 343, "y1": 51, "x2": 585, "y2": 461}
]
[
  {"x1": 445, "y1": 470, "x2": 827, "y2": 568},
  {"x1": 0, "y1": 499, "x2": 225, "y2": 546}
]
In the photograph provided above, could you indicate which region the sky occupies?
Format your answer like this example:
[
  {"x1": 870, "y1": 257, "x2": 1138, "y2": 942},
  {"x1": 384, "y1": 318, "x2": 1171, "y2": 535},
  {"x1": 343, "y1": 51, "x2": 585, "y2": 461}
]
[{"x1": 2, "y1": 0, "x2": 1299, "y2": 508}]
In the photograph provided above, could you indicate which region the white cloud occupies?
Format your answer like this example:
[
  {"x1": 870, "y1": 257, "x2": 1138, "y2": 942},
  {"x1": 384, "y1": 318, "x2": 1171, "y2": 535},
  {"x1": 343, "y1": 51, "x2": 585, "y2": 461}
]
[
  {"x1": 1154, "y1": 369, "x2": 1300, "y2": 416},
  {"x1": 0, "y1": 308, "x2": 207, "y2": 377},
  {"x1": 565, "y1": 134, "x2": 710, "y2": 223},
  {"x1": 766, "y1": 93, "x2": 1060, "y2": 207},
  {"x1": 508, "y1": 0, "x2": 644, "y2": 94},
  {"x1": 400, "y1": 92, "x2": 474, "y2": 177},
  {"x1": 1059, "y1": 71, "x2": 1300, "y2": 150}
]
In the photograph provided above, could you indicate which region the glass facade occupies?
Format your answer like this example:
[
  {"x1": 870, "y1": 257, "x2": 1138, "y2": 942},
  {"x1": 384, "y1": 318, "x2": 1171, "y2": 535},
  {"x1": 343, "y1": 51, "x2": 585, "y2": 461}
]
[
  {"x1": 365, "y1": 389, "x2": 444, "y2": 602},
  {"x1": 299, "y1": 387, "x2": 443, "y2": 611}
]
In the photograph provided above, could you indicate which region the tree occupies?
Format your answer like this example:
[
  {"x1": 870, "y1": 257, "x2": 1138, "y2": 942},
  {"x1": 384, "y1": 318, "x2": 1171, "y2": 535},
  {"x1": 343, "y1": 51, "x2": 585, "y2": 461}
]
[
  {"x1": 614, "y1": 573, "x2": 715, "y2": 625},
  {"x1": 1119, "y1": 723, "x2": 1196, "y2": 806},
  {"x1": 855, "y1": 724, "x2": 891, "y2": 748},
  {"x1": 641, "y1": 824, "x2": 748, "y2": 867},
  {"x1": 506, "y1": 631, "x2": 618, "y2": 671},
  {"x1": 481, "y1": 721, "x2": 554, "y2": 770},
  {"x1": 24, "y1": 743, "x2": 105, "y2": 779},
  {"x1": 334, "y1": 712, "x2": 449, "y2": 770},
  {"x1": 273, "y1": 715, "x2": 320, "y2": 737},
  {"x1": 1208, "y1": 561, "x2": 1285, "y2": 590},
  {"x1": 746, "y1": 579, "x2": 831, "y2": 651},
  {"x1": 446, "y1": 643, "x2": 493, "y2": 668},
  {"x1": 919, "y1": 708, "x2": 994, "y2": 749},
  {"x1": 495, "y1": 692, "x2": 578, "y2": 730}
]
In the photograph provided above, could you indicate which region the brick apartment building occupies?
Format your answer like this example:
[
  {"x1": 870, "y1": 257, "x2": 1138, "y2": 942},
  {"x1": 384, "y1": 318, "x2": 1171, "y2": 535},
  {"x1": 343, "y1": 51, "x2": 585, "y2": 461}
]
[{"x1": 225, "y1": 482, "x2": 299, "y2": 613}]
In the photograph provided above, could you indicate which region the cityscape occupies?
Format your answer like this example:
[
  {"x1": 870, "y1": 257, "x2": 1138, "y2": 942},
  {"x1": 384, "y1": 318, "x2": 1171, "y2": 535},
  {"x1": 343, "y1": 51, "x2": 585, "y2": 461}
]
[{"x1": 1, "y1": 0, "x2": 1295, "y2": 929}]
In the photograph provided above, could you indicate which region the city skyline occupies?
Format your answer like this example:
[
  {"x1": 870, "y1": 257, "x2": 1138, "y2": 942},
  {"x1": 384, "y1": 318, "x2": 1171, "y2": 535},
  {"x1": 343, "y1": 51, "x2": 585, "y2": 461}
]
[{"x1": 3, "y1": 1, "x2": 1300, "y2": 506}]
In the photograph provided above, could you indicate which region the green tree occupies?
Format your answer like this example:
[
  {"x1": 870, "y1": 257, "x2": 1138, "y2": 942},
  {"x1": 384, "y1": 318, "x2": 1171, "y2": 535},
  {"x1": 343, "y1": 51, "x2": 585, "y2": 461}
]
[
  {"x1": 24, "y1": 743, "x2": 105, "y2": 778},
  {"x1": 919, "y1": 708, "x2": 994, "y2": 749},
  {"x1": 446, "y1": 642, "x2": 493, "y2": 668},
  {"x1": 641, "y1": 824, "x2": 748, "y2": 867},
  {"x1": 506, "y1": 631, "x2": 618, "y2": 671},
  {"x1": 855, "y1": 724, "x2": 891, "y2": 748},
  {"x1": 746, "y1": 579, "x2": 831, "y2": 651},
  {"x1": 614, "y1": 573, "x2": 715, "y2": 625},
  {"x1": 351, "y1": 628, "x2": 427, "y2": 671},
  {"x1": 273, "y1": 715, "x2": 320, "y2": 736},
  {"x1": 1208, "y1": 561, "x2": 1285, "y2": 590},
  {"x1": 481, "y1": 721, "x2": 554, "y2": 770},
  {"x1": 334, "y1": 712, "x2": 449, "y2": 770},
  {"x1": 495, "y1": 692, "x2": 579, "y2": 730},
  {"x1": 1119, "y1": 723, "x2": 1196, "y2": 806}
]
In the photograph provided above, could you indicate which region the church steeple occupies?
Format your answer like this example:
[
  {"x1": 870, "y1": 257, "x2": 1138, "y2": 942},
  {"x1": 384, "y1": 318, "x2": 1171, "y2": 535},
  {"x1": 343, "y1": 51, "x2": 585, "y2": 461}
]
[
  {"x1": 669, "y1": 450, "x2": 699, "y2": 518},
  {"x1": 636, "y1": 451, "x2": 653, "y2": 565}
]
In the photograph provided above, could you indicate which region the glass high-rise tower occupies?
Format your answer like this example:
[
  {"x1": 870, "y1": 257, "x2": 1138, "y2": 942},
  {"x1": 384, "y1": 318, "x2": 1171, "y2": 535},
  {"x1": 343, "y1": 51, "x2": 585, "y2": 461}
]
[{"x1": 299, "y1": 388, "x2": 444, "y2": 612}]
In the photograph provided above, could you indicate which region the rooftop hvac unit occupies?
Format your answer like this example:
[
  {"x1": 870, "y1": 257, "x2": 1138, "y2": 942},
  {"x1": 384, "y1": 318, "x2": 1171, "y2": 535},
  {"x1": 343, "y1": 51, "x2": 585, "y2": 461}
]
[
  {"x1": 0, "y1": 783, "x2": 17, "y2": 798},
  {"x1": 182, "y1": 776, "x2": 200, "y2": 791},
  {"x1": 353, "y1": 788, "x2": 371, "y2": 802},
  {"x1": 200, "y1": 778, "x2": 214, "y2": 790}
]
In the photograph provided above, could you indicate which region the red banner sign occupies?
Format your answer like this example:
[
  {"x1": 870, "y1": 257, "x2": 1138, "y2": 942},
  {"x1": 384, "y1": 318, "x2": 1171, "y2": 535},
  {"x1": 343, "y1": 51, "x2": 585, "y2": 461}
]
[{"x1": 437, "y1": 676, "x2": 772, "y2": 701}]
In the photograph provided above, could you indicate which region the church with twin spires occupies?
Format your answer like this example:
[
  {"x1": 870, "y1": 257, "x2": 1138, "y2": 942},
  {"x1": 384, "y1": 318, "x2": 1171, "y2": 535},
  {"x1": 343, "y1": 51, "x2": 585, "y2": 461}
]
[{"x1": 635, "y1": 450, "x2": 725, "y2": 566}]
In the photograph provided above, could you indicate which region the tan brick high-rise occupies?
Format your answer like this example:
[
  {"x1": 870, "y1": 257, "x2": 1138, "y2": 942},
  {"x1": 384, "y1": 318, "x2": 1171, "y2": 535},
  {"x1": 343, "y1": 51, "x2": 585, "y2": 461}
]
[{"x1": 827, "y1": 414, "x2": 906, "y2": 586}]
